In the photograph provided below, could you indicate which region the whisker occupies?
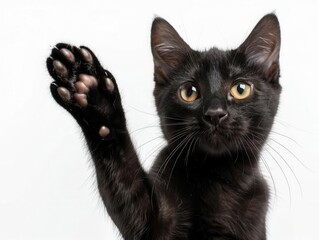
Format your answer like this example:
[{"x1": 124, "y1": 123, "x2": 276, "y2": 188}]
[
  {"x1": 265, "y1": 142, "x2": 303, "y2": 196},
  {"x1": 129, "y1": 122, "x2": 192, "y2": 135},
  {"x1": 264, "y1": 146, "x2": 292, "y2": 208},
  {"x1": 241, "y1": 134, "x2": 278, "y2": 198},
  {"x1": 126, "y1": 104, "x2": 158, "y2": 116},
  {"x1": 269, "y1": 137, "x2": 309, "y2": 170},
  {"x1": 247, "y1": 129, "x2": 301, "y2": 200},
  {"x1": 260, "y1": 154, "x2": 278, "y2": 199},
  {"x1": 160, "y1": 132, "x2": 192, "y2": 179},
  {"x1": 150, "y1": 126, "x2": 195, "y2": 193},
  {"x1": 269, "y1": 130, "x2": 300, "y2": 146},
  {"x1": 150, "y1": 130, "x2": 190, "y2": 200},
  {"x1": 238, "y1": 136, "x2": 253, "y2": 175},
  {"x1": 142, "y1": 127, "x2": 191, "y2": 166},
  {"x1": 136, "y1": 135, "x2": 164, "y2": 151},
  {"x1": 167, "y1": 132, "x2": 197, "y2": 189}
]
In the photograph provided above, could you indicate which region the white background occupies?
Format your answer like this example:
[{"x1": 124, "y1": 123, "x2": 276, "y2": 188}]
[{"x1": 1, "y1": 0, "x2": 318, "y2": 239}]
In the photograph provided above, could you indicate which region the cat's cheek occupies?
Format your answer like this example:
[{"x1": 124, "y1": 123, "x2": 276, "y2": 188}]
[{"x1": 232, "y1": 117, "x2": 250, "y2": 135}]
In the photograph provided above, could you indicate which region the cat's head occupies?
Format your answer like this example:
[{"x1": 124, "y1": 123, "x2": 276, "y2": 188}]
[{"x1": 151, "y1": 14, "x2": 281, "y2": 156}]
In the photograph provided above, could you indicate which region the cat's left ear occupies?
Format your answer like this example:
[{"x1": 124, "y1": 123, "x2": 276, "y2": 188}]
[{"x1": 238, "y1": 14, "x2": 281, "y2": 81}]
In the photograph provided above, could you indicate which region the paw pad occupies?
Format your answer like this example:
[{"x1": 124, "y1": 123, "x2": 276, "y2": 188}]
[
  {"x1": 48, "y1": 44, "x2": 116, "y2": 110},
  {"x1": 105, "y1": 77, "x2": 115, "y2": 92},
  {"x1": 57, "y1": 87, "x2": 71, "y2": 101},
  {"x1": 78, "y1": 74, "x2": 98, "y2": 88},
  {"x1": 80, "y1": 48, "x2": 93, "y2": 63},
  {"x1": 60, "y1": 48, "x2": 75, "y2": 62},
  {"x1": 74, "y1": 81, "x2": 89, "y2": 94},
  {"x1": 99, "y1": 126, "x2": 110, "y2": 138},
  {"x1": 74, "y1": 93, "x2": 88, "y2": 107},
  {"x1": 48, "y1": 43, "x2": 121, "y2": 139},
  {"x1": 53, "y1": 60, "x2": 68, "y2": 77}
]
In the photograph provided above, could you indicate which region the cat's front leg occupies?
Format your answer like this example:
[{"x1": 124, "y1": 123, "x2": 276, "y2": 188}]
[{"x1": 46, "y1": 44, "x2": 155, "y2": 239}]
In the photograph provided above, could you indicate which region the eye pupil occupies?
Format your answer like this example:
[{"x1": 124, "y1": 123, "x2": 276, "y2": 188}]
[
  {"x1": 230, "y1": 82, "x2": 252, "y2": 100},
  {"x1": 237, "y1": 84, "x2": 245, "y2": 95},
  {"x1": 179, "y1": 83, "x2": 199, "y2": 102},
  {"x1": 187, "y1": 86, "x2": 196, "y2": 97}
]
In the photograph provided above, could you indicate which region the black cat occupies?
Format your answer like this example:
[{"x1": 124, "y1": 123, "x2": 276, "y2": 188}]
[{"x1": 46, "y1": 13, "x2": 281, "y2": 240}]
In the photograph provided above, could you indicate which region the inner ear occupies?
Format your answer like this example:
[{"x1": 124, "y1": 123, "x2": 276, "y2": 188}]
[
  {"x1": 151, "y1": 17, "x2": 192, "y2": 81},
  {"x1": 238, "y1": 14, "x2": 281, "y2": 80}
]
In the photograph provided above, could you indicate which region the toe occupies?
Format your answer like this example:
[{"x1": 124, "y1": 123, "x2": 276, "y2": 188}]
[
  {"x1": 53, "y1": 60, "x2": 68, "y2": 77},
  {"x1": 57, "y1": 87, "x2": 71, "y2": 101},
  {"x1": 79, "y1": 74, "x2": 95, "y2": 88},
  {"x1": 74, "y1": 93, "x2": 88, "y2": 107},
  {"x1": 60, "y1": 48, "x2": 75, "y2": 62},
  {"x1": 104, "y1": 77, "x2": 115, "y2": 92},
  {"x1": 74, "y1": 81, "x2": 89, "y2": 94},
  {"x1": 90, "y1": 76, "x2": 98, "y2": 87},
  {"x1": 79, "y1": 48, "x2": 93, "y2": 63}
]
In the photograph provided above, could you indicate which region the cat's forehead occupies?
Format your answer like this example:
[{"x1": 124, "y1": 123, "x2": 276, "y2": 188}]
[
  {"x1": 198, "y1": 48, "x2": 249, "y2": 78},
  {"x1": 193, "y1": 48, "x2": 231, "y2": 84},
  {"x1": 198, "y1": 48, "x2": 231, "y2": 73}
]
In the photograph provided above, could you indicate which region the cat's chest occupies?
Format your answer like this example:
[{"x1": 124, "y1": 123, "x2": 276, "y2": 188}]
[
  {"x1": 194, "y1": 181, "x2": 242, "y2": 225},
  {"x1": 188, "y1": 178, "x2": 267, "y2": 239}
]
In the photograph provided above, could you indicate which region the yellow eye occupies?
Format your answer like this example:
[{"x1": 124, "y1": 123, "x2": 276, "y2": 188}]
[
  {"x1": 230, "y1": 83, "x2": 252, "y2": 100},
  {"x1": 179, "y1": 83, "x2": 199, "y2": 102}
]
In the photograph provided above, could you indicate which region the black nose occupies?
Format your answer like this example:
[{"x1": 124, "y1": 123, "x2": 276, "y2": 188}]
[{"x1": 204, "y1": 108, "x2": 228, "y2": 126}]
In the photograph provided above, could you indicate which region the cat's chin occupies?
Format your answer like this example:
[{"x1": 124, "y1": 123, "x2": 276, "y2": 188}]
[
  {"x1": 197, "y1": 131, "x2": 236, "y2": 155},
  {"x1": 198, "y1": 140, "x2": 230, "y2": 155}
]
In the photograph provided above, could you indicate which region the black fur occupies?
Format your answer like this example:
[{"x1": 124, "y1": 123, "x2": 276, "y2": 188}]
[{"x1": 46, "y1": 14, "x2": 281, "y2": 239}]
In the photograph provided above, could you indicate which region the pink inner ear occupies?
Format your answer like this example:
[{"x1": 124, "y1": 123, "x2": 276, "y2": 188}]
[
  {"x1": 249, "y1": 40, "x2": 280, "y2": 79},
  {"x1": 151, "y1": 17, "x2": 192, "y2": 80},
  {"x1": 239, "y1": 14, "x2": 281, "y2": 79}
]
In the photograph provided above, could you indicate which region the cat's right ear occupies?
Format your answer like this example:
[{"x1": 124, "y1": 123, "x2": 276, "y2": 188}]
[
  {"x1": 237, "y1": 14, "x2": 281, "y2": 82},
  {"x1": 151, "y1": 17, "x2": 192, "y2": 82}
]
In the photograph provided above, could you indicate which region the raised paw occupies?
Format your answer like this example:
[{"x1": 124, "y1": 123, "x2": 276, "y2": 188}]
[{"x1": 46, "y1": 43, "x2": 124, "y2": 138}]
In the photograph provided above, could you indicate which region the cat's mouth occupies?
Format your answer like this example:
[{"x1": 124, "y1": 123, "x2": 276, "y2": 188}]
[
  {"x1": 198, "y1": 127, "x2": 229, "y2": 153},
  {"x1": 198, "y1": 123, "x2": 246, "y2": 154}
]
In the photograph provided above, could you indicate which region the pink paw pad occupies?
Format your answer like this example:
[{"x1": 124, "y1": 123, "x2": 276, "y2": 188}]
[
  {"x1": 105, "y1": 77, "x2": 115, "y2": 92},
  {"x1": 57, "y1": 87, "x2": 71, "y2": 101},
  {"x1": 74, "y1": 93, "x2": 88, "y2": 107},
  {"x1": 49, "y1": 45, "x2": 116, "y2": 111},
  {"x1": 80, "y1": 48, "x2": 93, "y2": 63},
  {"x1": 99, "y1": 126, "x2": 110, "y2": 138},
  {"x1": 53, "y1": 60, "x2": 68, "y2": 77},
  {"x1": 60, "y1": 48, "x2": 75, "y2": 62}
]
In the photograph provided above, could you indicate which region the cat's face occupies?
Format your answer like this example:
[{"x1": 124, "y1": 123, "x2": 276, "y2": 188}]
[{"x1": 151, "y1": 14, "x2": 281, "y2": 156}]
